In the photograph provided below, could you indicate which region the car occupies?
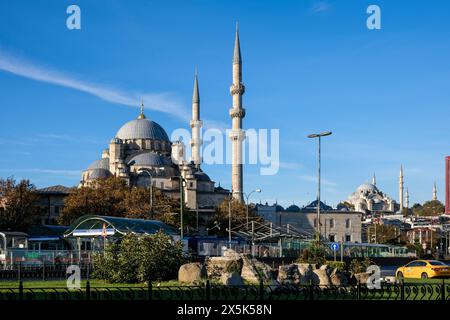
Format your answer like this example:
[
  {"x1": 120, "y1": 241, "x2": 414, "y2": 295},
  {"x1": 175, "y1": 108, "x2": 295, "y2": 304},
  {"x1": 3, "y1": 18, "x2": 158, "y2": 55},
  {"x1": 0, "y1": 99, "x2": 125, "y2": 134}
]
[{"x1": 396, "y1": 260, "x2": 450, "y2": 280}]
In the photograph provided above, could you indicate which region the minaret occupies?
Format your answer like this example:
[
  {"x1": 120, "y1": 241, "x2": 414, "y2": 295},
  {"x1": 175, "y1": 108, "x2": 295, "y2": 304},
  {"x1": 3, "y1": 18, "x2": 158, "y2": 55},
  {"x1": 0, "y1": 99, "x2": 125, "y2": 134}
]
[
  {"x1": 372, "y1": 173, "x2": 376, "y2": 186},
  {"x1": 229, "y1": 22, "x2": 246, "y2": 202},
  {"x1": 433, "y1": 181, "x2": 437, "y2": 201},
  {"x1": 190, "y1": 69, "x2": 202, "y2": 168},
  {"x1": 405, "y1": 188, "x2": 409, "y2": 209},
  {"x1": 399, "y1": 165, "x2": 404, "y2": 211}
]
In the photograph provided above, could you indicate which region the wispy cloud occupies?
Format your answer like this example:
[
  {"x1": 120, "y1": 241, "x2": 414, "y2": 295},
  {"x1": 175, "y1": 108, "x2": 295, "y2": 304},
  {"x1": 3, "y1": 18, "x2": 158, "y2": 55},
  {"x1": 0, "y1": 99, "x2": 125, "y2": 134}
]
[
  {"x1": 311, "y1": 1, "x2": 331, "y2": 13},
  {"x1": 0, "y1": 50, "x2": 189, "y2": 122},
  {"x1": 0, "y1": 168, "x2": 81, "y2": 177},
  {"x1": 279, "y1": 162, "x2": 304, "y2": 170},
  {"x1": 299, "y1": 174, "x2": 337, "y2": 187}
]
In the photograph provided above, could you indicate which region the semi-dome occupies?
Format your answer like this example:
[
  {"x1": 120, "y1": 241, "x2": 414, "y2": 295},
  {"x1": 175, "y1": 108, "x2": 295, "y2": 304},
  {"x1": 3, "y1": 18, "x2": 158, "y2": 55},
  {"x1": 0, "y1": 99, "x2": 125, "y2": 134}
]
[
  {"x1": 116, "y1": 118, "x2": 170, "y2": 142},
  {"x1": 88, "y1": 158, "x2": 110, "y2": 171},
  {"x1": 127, "y1": 151, "x2": 172, "y2": 167},
  {"x1": 88, "y1": 168, "x2": 112, "y2": 180}
]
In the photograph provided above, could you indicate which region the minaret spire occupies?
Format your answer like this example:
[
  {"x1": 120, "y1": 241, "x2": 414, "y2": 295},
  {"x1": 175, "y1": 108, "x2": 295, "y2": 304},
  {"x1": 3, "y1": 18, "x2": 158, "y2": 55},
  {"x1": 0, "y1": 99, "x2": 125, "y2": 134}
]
[
  {"x1": 138, "y1": 99, "x2": 146, "y2": 119},
  {"x1": 433, "y1": 181, "x2": 438, "y2": 201},
  {"x1": 233, "y1": 21, "x2": 242, "y2": 65},
  {"x1": 372, "y1": 173, "x2": 376, "y2": 186},
  {"x1": 190, "y1": 68, "x2": 202, "y2": 168},
  {"x1": 399, "y1": 165, "x2": 404, "y2": 211},
  {"x1": 229, "y1": 22, "x2": 246, "y2": 202}
]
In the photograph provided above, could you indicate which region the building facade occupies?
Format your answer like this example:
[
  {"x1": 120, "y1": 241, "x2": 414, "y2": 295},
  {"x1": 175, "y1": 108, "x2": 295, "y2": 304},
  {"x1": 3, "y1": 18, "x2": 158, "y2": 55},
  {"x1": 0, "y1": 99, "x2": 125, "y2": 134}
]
[
  {"x1": 36, "y1": 185, "x2": 73, "y2": 224},
  {"x1": 256, "y1": 201, "x2": 362, "y2": 243}
]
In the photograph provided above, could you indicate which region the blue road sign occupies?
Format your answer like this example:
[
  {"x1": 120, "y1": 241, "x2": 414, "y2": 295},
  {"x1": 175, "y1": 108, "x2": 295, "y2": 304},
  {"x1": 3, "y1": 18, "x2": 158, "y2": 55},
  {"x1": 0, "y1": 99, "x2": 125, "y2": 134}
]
[{"x1": 330, "y1": 243, "x2": 339, "y2": 251}]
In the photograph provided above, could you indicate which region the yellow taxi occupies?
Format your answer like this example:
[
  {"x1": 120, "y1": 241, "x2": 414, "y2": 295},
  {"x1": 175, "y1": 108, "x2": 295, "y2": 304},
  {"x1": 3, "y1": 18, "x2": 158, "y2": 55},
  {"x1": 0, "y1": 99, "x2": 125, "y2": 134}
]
[{"x1": 396, "y1": 260, "x2": 450, "y2": 279}]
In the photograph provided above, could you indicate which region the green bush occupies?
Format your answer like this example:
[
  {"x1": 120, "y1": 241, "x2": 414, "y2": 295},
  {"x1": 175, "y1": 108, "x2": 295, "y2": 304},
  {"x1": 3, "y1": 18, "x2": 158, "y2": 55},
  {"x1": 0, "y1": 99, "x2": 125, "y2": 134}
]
[
  {"x1": 138, "y1": 232, "x2": 185, "y2": 282},
  {"x1": 297, "y1": 242, "x2": 327, "y2": 266},
  {"x1": 326, "y1": 261, "x2": 346, "y2": 272},
  {"x1": 93, "y1": 231, "x2": 185, "y2": 283},
  {"x1": 349, "y1": 257, "x2": 374, "y2": 274}
]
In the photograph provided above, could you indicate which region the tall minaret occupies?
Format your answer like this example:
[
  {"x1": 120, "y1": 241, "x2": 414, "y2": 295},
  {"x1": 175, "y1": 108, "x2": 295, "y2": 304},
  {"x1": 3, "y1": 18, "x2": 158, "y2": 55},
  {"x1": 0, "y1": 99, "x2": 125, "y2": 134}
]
[
  {"x1": 405, "y1": 188, "x2": 409, "y2": 209},
  {"x1": 433, "y1": 181, "x2": 438, "y2": 201},
  {"x1": 190, "y1": 69, "x2": 202, "y2": 168},
  {"x1": 229, "y1": 23, "x2": 246, "y2": 202},
  {"x1": 399, "y1": 165, "x2": 404, "y2": 211},
  {"x1": 372, "y1": 173, "x2": 376, "y2": 186}
]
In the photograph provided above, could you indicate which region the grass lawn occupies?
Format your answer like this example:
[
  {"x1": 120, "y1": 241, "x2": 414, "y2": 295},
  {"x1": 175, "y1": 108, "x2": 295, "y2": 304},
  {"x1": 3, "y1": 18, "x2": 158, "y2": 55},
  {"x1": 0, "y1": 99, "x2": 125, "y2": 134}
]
[{"x1": 0, "y1": 279, "x2": 181, "y2": 288}]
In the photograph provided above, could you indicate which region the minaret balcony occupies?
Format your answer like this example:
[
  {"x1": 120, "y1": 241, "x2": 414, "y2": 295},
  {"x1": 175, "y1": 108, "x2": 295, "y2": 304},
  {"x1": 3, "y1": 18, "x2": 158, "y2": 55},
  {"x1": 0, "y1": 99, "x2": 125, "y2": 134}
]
[
  {"x1": 228, "y1": 129, "x2": 246, "y2": 141},
  {"x1": 229, "y1": 108, "x2": 246, "y2": 119},
  {"x1": 229, "y1": 83, "x2": 245, "y2": 95},
  {"x1": 190, "y1": 138, "x2": 203, "y2": 146},
  {"x1": 190, "y1": 120, "x2": 203, "y2": 128}
]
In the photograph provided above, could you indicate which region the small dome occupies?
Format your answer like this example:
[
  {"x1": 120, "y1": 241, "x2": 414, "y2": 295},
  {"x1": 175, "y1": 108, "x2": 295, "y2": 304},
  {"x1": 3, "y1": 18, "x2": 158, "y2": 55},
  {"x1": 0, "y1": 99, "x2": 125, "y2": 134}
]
[
  {"x1": 303, "y1": 200, "x2": 333, "y2": 211},
  {"x1": 194, "y1": 170, "x2": 211, "y2": 182},
  {"x1": 116, "y1": 118, "x2": 170, "y2": 141},
  {"x1": 127, "y1": 151, "x2": 172, "y2": 167},
  {"x1": 275, "y1": 205, "x2": 285, "y2": 212},
  {"x1": 286, "y1": 204, "x2": 301, "y2": 212},
  {"x1": 88, "y1": 168, "x2": 112, "y2": 180},
  {"x1": 88, "y1": 158, "x2": 110, "y2": 171}
]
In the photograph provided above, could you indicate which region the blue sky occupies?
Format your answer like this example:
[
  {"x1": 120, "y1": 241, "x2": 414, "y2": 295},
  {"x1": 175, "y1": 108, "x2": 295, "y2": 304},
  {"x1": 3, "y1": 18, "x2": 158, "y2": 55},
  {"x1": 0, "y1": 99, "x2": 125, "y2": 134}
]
[{"x1": 0, "y1": 0, "x2": 449, "y2": 208}]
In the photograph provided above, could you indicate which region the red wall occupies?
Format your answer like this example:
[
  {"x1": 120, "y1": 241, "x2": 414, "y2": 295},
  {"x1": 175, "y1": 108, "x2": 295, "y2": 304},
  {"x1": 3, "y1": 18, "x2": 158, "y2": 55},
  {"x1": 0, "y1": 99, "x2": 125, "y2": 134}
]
[{"x1": 446, "y1": 156, "x2": 450, "y2": 214}]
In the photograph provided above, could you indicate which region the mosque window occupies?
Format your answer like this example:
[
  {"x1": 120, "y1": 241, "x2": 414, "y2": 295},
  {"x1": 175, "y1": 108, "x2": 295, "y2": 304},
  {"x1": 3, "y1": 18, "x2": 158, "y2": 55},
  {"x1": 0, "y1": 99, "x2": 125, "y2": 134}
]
[
  {"x1": 313, "y1": 219, "x2": 317, "y2": 228},
  {"x1": 345, "y1": 219, "x2": 351, "y2": 228},
  {"x1": 329, "y1": 219, "x2": 335, "y2": 229},
  {"x1": 329, "y1": 234, "x2": 336, "y2": 242},
  {"x1": 345, "y1": 234, "x2": 351, "y2": 242}
]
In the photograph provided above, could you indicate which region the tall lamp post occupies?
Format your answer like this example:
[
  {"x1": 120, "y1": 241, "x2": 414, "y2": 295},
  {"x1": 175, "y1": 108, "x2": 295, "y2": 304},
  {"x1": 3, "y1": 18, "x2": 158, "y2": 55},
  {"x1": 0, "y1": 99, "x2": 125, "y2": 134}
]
[
  {"x1": 244, "y1": 189, "x2": 262, "y2": 228},
  {"x1": 307, "y1": 131, "x2": 332, "y2": 242},
  {"x1": 138, "y1": 167, "x2": 164, "y2": 219},
  {"x1": 175, "y1": 175, "x2": 186, "y2": 239}
]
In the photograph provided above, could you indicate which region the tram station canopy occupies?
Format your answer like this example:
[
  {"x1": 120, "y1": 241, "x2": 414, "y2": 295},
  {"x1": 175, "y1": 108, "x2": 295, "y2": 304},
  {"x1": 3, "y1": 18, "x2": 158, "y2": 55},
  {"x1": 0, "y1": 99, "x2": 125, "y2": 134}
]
[{"x1": 63, "y1": 215, "x2": 178, "y2": 238}]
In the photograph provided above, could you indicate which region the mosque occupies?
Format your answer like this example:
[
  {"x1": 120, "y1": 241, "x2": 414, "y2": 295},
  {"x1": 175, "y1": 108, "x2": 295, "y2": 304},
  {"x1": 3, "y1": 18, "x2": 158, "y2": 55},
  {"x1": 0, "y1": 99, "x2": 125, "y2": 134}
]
[
  {"x1": 341, "y1": 171, "x2": 401, "y2": 214},
  {"x1": 80, "y1": 26, "x2": 248, "y2": 210}
]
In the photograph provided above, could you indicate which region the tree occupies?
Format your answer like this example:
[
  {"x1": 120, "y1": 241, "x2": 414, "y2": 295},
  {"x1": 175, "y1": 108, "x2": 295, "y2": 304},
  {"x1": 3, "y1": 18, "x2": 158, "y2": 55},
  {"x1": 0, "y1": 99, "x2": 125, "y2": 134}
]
[
  {"x1": 297, "y1": 242, "x2": 327, "y2": 266},
  {"x1": 208, "y1": 197, "x2": 259, "y2": 236},
  {"x1": 59, "y1": 177, "x2": 188, "y2": 227},
  {"x1": 337, "y1": 201, "x2": 355, "y2": 211},
  {"x1": 92, "y1": 232, "x2": 185, "y2": 283},
  {"x1": 0, "y1": 177, "x2": 42, "y2": 231},
  {"x1": 401, "y1": 207, "x2": 413, "y2": 216},
  {"x1": 139, "y1": 231, "x2": 185, "y2": 282},
  {"x1": 412, "y1": 200, "x2": 444, "y2": 216},
  {"x1": 59, "y1": 177, "x2": 128, "y2": 224},
  {"x1": 366, "y1": 224, "x2": 406, "y2": 245}
]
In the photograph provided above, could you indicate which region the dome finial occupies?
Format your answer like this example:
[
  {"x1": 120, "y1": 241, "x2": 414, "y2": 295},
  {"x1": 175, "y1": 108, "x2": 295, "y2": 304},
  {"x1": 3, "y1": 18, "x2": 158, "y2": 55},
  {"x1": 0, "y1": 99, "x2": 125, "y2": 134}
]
[{"x1": 138, "y1": 98, "x2": 146, "y2": 119}]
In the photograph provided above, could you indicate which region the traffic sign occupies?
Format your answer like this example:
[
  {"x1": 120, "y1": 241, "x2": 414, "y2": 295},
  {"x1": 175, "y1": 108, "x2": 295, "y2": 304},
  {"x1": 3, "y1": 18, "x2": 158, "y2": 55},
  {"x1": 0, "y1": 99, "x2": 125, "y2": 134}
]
[{"x1": 330, "y1": 242, "x2": 339, "y2": 251}]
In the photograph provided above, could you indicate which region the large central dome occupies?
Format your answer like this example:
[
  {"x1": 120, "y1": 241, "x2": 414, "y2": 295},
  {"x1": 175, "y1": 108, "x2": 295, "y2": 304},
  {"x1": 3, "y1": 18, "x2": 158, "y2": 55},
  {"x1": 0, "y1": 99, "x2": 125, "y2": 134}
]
[{"x1": 115, "y1": 118, "x2": 170, "y2": 142}]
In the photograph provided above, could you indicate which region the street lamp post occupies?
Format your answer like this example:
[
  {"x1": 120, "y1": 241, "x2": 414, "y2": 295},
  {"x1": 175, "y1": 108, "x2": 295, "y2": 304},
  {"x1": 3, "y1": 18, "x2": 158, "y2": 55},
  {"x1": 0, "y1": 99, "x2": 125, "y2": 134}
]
[
  {"x1": 175, "y1": 175, "x2": 186, "y2": 239},
  {"x1": 138, "y1": 167, "x2": 164, "y2": 219},
  {"x1": 307, "y1": 131, "x2": 332, "y2": 242},
  {"x1": 244, "y1": 189, "x2": 262, "y2": 228}
]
